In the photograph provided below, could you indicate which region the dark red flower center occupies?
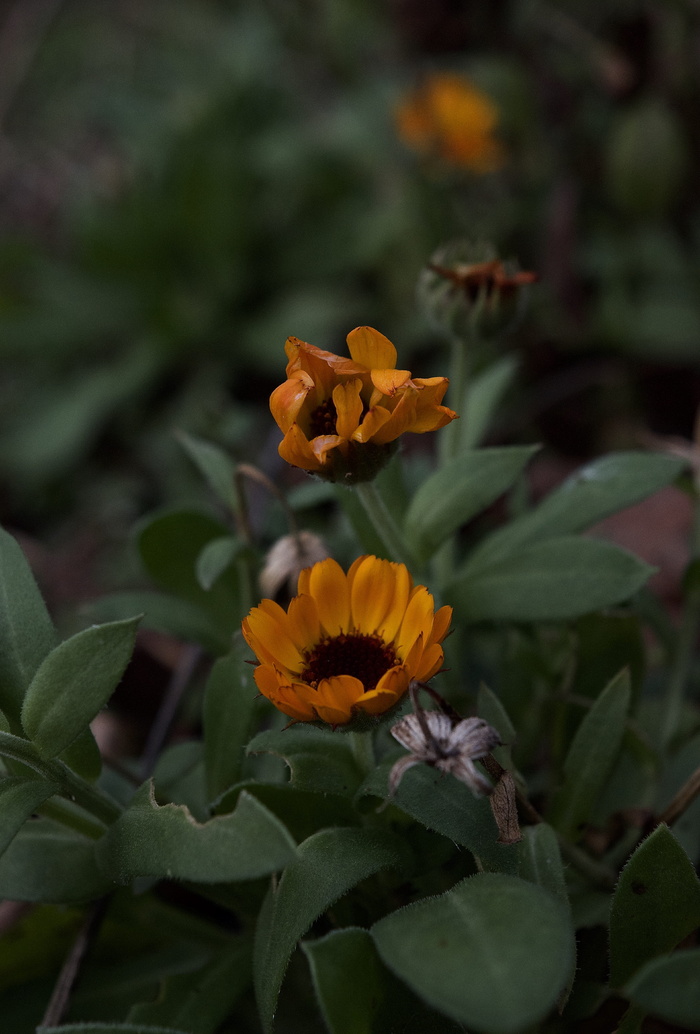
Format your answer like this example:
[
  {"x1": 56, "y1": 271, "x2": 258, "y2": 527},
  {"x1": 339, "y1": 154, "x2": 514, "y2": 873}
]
[
  {"x1": 309, "y1": 398, "x2": 338, "y2": 438},
  {"x1": 301, "y1": 633, "x2": 398, "y2": 690}
]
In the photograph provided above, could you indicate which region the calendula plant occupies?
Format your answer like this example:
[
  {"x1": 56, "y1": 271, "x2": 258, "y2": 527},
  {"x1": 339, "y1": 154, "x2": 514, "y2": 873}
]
[{"x1": 1, "y1": 302, "x2": 700, "y2": 1034}]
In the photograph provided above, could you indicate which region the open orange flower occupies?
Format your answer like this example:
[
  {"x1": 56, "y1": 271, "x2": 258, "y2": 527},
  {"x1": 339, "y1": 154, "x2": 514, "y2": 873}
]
[
  {"x1": 242, "y1": 555, "x2": 452, "y2": 726},
  {"x1": 395, "y1": 73, "x2": 504, "y2": 173},
  {"x1": 270, "y1": 326, "x2": 457, "y2": 482}
]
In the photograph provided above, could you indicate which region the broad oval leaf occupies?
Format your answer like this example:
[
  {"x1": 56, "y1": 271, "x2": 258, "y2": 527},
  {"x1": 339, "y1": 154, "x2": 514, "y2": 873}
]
[
  {"x1": 247, "y1": 725, "x2": 365, "y2": 798},
  {"x1": 551, "y1": 669, "x2": 631, "y2": 840},
  {"x1": 609, "y1": 823, "x2": 700, "y2": 987},
  {"x1": 0, "y1": 525, "x2": 57, "y2": 728},
  {"x1": 203, "y1": 642, "x2": 259, "y2": 802},
  {"x1": 196, "y1": 536, "x2": 241, "y2": 591},
  {"x1": 469, "y1": 451, "x2": 686, "y2": 569},
  {"x1": 254, "y1": 826, "x2": 406, "y2": 1033},
  {"x1": 0, "y1": 819, "x2": 109, "y2": 902},
  {"x1": 0, "y1": 776, "x2": 58, "y2": 859},
  {"x1": 302, "y1": 928, "x2": 384, "y2": 1034},
  {"x1": 625, "y1": 949, "x2": 700, "y2": 1030},
  {"x1": 360, "y1": 761, "x2": 518, "y2": 875},
  {"x1": 21, "y1": 616, "x2": 140, "y2": 759},
  {"x1": 405, "y1": 446, "x2": 539, "y2": 561},
  {"x1": 372, "y1": 873, "x2": 575, "y2": 1033},
  {"x1": 450, "y1": 536, "x2": 653, "y2": 623},
  {"x1": 96, "y1": 783, "x2": 297, "y2": 884}
]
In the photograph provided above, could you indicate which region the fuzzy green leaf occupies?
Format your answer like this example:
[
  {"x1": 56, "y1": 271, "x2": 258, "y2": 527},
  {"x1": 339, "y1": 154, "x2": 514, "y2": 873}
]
[
  {"x1": 0, "y1": 819, "x2": 109, "y2": 902},
  {"x1": 0, "y1": 525, "x2": 57, "y2": 728},
  {"x1": 203, "y1": 642, "x2": 258, "y2": 802},
  {"x1": 625, "y1": 949, "x2": 700, "y2": 1030},
  {"x1": 451, "y1": 536, "x2": 653, "y2": 623},
  {"x1": 0, "y1": 776, "x2": 58, "y2": 859},
  {"x1": 21, "y1": 617, "x2": 140, "y2": 759},
  {"x1": 254, "y1": 827, "x2": 405, "y2": 1033},
  {"x1": 302, "y1": 928, "x2": 383, "y2": 1034},
  {"x1": 246, "y1": 725, "x2": 365, "y2": 798},
  {"x1": 469, "y1": 451, "x2": 686, "y2": 569},
  {"x1": 372, "y1": 873, "x2": 575, "y2": 1033},
  {"x1": 405, "y1": 445, "x2": 539, "y2": 561},
  {"x1": 128, "y1": 939, "x2": 252, "y2": 1033},
  {"x1": 96, "y1": 783, "x2": 297, "y2": 884},
  {"x1": 176, "y1": 430, "x2": 238, "y2": 511},
  {"x1": 360, "y1": 761, "x2": 518, "y2": 875},
  {"x1": 609, "y1": 824, "x2": 700, "y2": 987},
  {"x1": 551, "y1": 669, "x2": 631, "y2": 839}
]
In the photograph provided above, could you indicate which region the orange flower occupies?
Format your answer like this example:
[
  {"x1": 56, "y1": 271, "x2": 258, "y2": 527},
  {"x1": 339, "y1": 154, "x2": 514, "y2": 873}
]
[
  {"x1": 270, "y1": 326, "x2": 457, "y2": 482},
  {"x1": 395, "y1": 73, "x2": 504, "y2": 172},
  {"x1": 242, "y1": 555, "x2": 452, "y2": 726}
]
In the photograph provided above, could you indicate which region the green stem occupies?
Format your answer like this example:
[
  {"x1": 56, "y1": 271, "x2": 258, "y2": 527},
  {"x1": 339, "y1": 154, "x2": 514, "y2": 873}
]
[
  {"x1": 661, "y1": 499, "x2": 700, "y2": 752},
  {"x1": 354, "y1": 480, "x2": 421, "y2": 571},
  {"x1": 0, "y1": 730, "x2": 122, "y2": 828}
]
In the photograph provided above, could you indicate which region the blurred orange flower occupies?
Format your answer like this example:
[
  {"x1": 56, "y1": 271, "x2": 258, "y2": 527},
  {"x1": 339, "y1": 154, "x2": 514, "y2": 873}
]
[
  {"x1": 242, "y1": 555, "x2": 452, "y2": 726},
  {"x1": 270, "y1": 326, "x2": 457, "y2": 483},
  {"x1": 395, "y1": 73, "x2": 504, "y2": 172}
]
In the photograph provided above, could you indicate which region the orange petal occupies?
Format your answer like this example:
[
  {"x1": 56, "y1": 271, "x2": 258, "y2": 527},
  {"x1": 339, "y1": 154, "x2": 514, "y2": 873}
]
[
  {"x1": 372, "y1": 663, "x2": 410, "y2": 703},
  {"x1": 354, "y1": 688, "x2": 402, "y2": 717},
  {"x1": 415, "y1": 642, "x2": 444, "y2": 681},
  {"x1": 314, "y1": 675, "x2": 364, "y2": 724},
  {"x1": 269, "y1": 372, "x2": 315, "y2": 433},
  {"x1": 310, "y1": 434, "x2": 345, "y2": 463},
  {"x1": 350, "y1": 555, "x2": 399, "y2": 635},
  {"x1": 308, "y1": 557, "x2": 350, "y2": 635},
  {"x1": 346, "y1": 327, "x2": 397, "y2": 371},
  {"x1": 254, "y1": 664, "x2": 316, "y2": 722},
  {"x1": 351, "y1": 405, "x2": 393, "y2": 444},
  {"x1": 368, "y1": 388, "x2": 419, "y2": 445},
  {"x1": 332, "y1": 378, "x2": 364, "y2": 439},
  {"x1": 244, "y1": 606, "x2": 304, "y2": 672},
  {"x1": 370, "y1": 369, "x2": 412, "y2": 396},
  {"x1": 380, "y1": 562, "x2": 413, "y2": 643},
  {"x1": 287, "y1": 593, "x2": 320, "y2": 652},
  {"x1": 278, "y1": 425, "x2": 325, "y2": 472},
  {"x1": 409, "y1": 404, "x2": 458, "y2": 434},
  {"x1": 396, "y1": 586, "x2": 435, "y2": 659},
  {"x1": 429, "y1": 605, "x2": 453, "y2": 646}
]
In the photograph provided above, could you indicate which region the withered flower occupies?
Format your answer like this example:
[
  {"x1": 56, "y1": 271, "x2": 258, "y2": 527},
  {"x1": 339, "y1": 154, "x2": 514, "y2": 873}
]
[{"x1": 389, "y1": 711, "x2": 501, "y2": 796}]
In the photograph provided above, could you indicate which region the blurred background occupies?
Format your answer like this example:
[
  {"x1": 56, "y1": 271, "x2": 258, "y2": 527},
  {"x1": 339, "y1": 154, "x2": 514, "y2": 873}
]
[{"x1": 1, "y1": 0, "x2": 699, "y2": 611}]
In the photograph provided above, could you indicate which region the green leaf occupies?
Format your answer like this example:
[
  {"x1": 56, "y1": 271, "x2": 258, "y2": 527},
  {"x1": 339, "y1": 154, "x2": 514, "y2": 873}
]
[
  {"x1": 450, "y1": 536, "x2": 653, "y2": 623},
  {"x1": 38, "y1": 1025, "x2": 192, "y2": 1034},
  {"x1": 609, "y1": 823, "x2": 700, "y2": 987},
  {"x1": 517, "y1": 823, "x2": 569, "y2": 909},
  {"x1": 302, "y1": 927, "x2": 463, "y2": 1034},
  {"x1": 196, "y1": 536, "x2": 241, "y2": 591},
  {"x1": 459, "y1": 355, "x2": 519, "y2": 450},
  {"x1": 302, "y1": 928, "x2": 383, "y2": 1034},
  {"x1": 59, "y1": 724, "x2": 103, "y2": 781},
  {"x1": 85, "y1": 591, "x2": 231, "y2": 655},
  {"x1": 0, "y1": 819, "x2": 109, "y2": 902},
  {"x1": 551, "y1": 669, "x2": 631, "y2": 840},
  {"x1": 372, "y1": 873, "x2": 575, "y2": 1033},
  {"x1": 477, "y1": 682, "x2": 516, "y2": 770},
  {"x1": 128, "y1": 939, "x2": 252, "y2": 1033},
  {"x1": 625, "y1": 949, "x2": 700, "y2": 1030},
  {"x1": 0, "y1": 776, "x2": 58, "y2": 859},
  {"x1": 254, "y1": 826, "x2": 405, "y2": 1033},
  {"x1": 203, "y1": 642, "x2": 258, "y2": 802},
  {"x1": 360, "y1": 761, "x2": 518, "y2": 875},
  {"x1": 137, "y1": 509, "x2": 240, "y2": 631},
  {"x1": 21, "y1": 616, "x2": 140, "y2": 759},
  {"x1": 176, "y1": 430, "x2": 238, "y2": 511},
  {"x1": 0, "y1": 525, "x2": 57, "y2": 728},
  {"x1": 214, "y1": 782, "x2": 359, "y2": 845},
  {"x1": 96, "y1": 783, "x2": 297, "y2": 884},
  {"x1": 246, "y1": 725, "x2": 365, "y2": 797},
  {"x1": 469, "y1": 452, "x2": 686, "y2": 569},
  {"x1": 405, "y1": 446, "x2": 539, "y2": 561}
]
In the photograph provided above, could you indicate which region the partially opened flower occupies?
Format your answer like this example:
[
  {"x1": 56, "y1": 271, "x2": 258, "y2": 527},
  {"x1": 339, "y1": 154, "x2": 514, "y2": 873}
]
[
  {"x1": 242, "y1": 555, "x2": 452, "y2": 726},
  {"x1": 270, "y1": 327, "x2": 457, "y2": 483},
  {"x1": 389, "y1": 711, "x2": 501, "y2": 796},
  {"x1": 395, "y1": 73, "x2": 505, "y2": 173}
]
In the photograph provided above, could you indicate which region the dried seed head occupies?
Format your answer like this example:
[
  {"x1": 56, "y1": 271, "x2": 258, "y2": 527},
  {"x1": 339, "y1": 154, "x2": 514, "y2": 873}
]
[
  {"x1": 259, "y1": 531, "x2": 330, "y2": 599},
  {"x1": 389, "y1": 711, "x2": 501, "y2": 797}
]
